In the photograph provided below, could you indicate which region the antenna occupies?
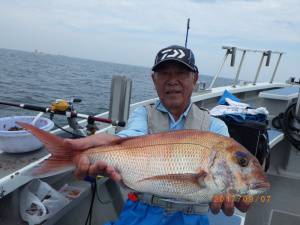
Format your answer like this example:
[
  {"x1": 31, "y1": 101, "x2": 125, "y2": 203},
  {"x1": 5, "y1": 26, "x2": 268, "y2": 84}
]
[{"x1": 185, "y1": 18, "x2": 190, "y2": 47}]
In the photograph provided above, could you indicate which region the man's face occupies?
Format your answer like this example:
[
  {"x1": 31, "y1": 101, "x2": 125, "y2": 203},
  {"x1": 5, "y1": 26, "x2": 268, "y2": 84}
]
[{"x1": 152, "y1": 62, "x2": 198, "y2": 111}]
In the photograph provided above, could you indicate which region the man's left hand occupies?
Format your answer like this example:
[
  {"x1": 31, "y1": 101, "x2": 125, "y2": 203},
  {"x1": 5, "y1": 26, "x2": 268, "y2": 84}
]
[{"x1": 209, "y1": 194, "x2": 251, "y2": 216}]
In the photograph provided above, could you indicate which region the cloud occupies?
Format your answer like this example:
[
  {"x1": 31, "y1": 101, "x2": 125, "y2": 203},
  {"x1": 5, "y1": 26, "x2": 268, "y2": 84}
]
[
  {"x1": 0, "y1": 0, "x2": 299, "y2": 81},
  {"x1": 2, "y1": 0, "x2": 299, "y2": 43},
  {"x1": 190, "y1": 0, "x2": 263, "y2": 3}
]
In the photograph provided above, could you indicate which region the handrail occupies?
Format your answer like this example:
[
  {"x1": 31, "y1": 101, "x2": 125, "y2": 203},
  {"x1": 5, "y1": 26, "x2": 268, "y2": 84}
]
[
  {"x1": 253, "y1": 53, "x2": 265, "y2": 85},
  {"x1": 270, "y1": 53, "x2": 283, "y2": 83},
  {"x1": 232, "y1": 50, "x2": 246, "y2": 87},
  {"x1": 222, "y1": 46, "x2": 284, "y2": 54},
  {"x1": 207, "y1": 48, "x2": 233, "y2": 90},
  {"x1": 208, "y1": 46, "x2": 285, "y2": 89}
]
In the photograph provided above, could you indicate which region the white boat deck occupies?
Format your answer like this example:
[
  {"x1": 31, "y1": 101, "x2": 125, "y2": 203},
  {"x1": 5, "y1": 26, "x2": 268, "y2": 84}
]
[
  {"x1": 0, "y1": 148, "x2": 50, "y2": 197},
  {"x1": 259, "y1": 86, "x2": 299, "y2": 100}
]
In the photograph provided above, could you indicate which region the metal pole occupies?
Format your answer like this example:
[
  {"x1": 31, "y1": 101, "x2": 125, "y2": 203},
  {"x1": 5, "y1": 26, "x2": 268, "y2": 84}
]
[
  {"x1": 232, "y1": 50, "x2": 246, "y2": 87},
  {"x1": 208, "y1": 53, "x2": 229, "y2": 90},
  {"x1": 253, "y1": 53, "x2": 265, "y2": 85},
  {"x1": 270, "y1": 53, "x2": 283, "y2": 83},
  {"x1": 230, "y1": 47, "x2": 237, "y2": 67},
  {"x1": 185, "y1": 18, "x2": 190, "y2": 48},
  {"x1": 295, "y1": 89, "x2": 300, "y2": 119}
]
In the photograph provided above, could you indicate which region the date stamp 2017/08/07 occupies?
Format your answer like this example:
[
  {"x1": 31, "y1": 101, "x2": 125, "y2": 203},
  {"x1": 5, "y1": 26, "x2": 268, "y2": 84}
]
[{"x1": 214, "y1": 195, "x2": 271, "y2": 203}]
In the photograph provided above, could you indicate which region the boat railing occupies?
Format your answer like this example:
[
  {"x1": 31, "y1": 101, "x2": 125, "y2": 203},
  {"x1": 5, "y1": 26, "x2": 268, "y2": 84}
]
[{"x1": 208, "y1": 46, "x2": 285, "y2": 90}]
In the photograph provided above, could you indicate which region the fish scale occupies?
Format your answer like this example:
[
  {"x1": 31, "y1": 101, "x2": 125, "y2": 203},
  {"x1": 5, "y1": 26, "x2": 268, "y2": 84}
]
[
  {"x1": 85, "y1": 143, "x2": 211, "y2": 176},
  {"x1": 82, "y1": 132, "x2": 230, "y2": 202}
]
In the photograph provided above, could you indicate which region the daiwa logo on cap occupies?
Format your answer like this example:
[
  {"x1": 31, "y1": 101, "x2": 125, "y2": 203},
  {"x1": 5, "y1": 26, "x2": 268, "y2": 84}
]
[
  {"x1": 160, "y1": 48, "x2": 186, "y2": 60},
  {"x1": 152, "y1": 45, "x2": 198, "y2": 72}
]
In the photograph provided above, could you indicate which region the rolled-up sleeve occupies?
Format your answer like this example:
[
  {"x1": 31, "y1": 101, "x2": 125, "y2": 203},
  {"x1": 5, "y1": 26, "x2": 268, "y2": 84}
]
[
  {"x1": 209, "y1": 117, "x2": 230, "y2": 137},
  {"x1": 116, "y1": 106, "x2": 148, "y2": 137}
]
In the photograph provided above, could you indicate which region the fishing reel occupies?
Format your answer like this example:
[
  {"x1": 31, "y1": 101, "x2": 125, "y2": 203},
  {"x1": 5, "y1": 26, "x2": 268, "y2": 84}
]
[
  {"x1": 50, "y1": 98, "x2": 98, "y2": 137},
  {"x1": 50, "y1": 98, "x2": 81, "y2": 113},
  {"x1": 51, "y1": 99, "x2": 71, "y2": 113}
]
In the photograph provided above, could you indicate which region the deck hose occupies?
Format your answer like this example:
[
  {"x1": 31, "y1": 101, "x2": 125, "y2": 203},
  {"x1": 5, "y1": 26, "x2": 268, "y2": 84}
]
[{"x1": 272, "y1": 103, "x2": 300, "y2": 150}]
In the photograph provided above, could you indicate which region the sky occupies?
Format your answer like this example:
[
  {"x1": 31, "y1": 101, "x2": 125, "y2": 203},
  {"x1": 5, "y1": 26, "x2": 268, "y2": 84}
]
[{"x1": 0, "y1": 0, "x2": 299, "y2": 82}]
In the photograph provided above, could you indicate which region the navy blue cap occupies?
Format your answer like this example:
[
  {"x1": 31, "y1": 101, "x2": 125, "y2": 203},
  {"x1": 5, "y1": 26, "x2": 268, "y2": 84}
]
[{"x1": 152, "y1": 45, "x2": 198, "y2": 72}]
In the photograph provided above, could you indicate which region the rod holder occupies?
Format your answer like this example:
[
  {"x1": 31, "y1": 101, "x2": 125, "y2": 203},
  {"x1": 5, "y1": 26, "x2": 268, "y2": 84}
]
[{"x1": 109, "y1": 76, "x2": 132, "y2": 127}]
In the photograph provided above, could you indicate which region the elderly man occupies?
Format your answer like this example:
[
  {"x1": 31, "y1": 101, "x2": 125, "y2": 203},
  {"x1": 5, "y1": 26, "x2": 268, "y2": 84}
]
[{"x1": 71, "y1": 45, "x2": 250, "y2": 225}]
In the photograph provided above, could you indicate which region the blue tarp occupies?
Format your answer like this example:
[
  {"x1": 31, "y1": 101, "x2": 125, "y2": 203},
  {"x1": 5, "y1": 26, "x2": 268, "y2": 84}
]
[{"x1": 218, "y1": 90, "x2": 241, "y2": 105}]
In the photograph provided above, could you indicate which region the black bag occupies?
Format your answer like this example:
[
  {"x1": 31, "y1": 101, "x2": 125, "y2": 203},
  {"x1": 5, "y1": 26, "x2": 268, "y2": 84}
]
[{"x1": 217, "y1": 115, "x2": 270, "y2": 171}]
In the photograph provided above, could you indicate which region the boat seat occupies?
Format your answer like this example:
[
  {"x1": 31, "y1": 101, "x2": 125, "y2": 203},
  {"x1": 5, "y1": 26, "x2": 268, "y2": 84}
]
[
  {"x1": 259, "y1": 86, "x2": 299, "y2": 101},
  {"x1": 208, "y1": 211, "x2": 244, "y2": 225},
  {"x1": 268, "y1": 129, "x2": 284, "y2": 149}
]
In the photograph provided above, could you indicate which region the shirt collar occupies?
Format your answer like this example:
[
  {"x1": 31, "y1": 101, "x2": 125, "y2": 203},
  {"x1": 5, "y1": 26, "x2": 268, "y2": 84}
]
[{"x1": 155, "y1": 100, "x2": 192, "y2": 120}]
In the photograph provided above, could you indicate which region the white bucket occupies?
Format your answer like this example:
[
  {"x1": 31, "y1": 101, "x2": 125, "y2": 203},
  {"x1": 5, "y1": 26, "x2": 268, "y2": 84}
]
[{"x1": 0, "y1": 116, "x2": 54, "y2": 153}]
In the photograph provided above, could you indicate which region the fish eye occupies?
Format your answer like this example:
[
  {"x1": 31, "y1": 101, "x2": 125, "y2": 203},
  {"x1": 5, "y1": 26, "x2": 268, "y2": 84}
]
[
  {"x1": 235, "y1": 151, "x2": 249, "y2": 167},
  {"x1": 238, "y1": 157, "x2": 249, "y2": 167}
]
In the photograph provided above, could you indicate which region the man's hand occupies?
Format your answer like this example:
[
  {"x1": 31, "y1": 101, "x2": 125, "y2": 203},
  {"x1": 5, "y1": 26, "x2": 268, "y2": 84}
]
[
  {"x1": 75, "y1": 155, "x2": 122, "y2": 181},
  {"x1": 63, "y1": 135, "x2": 122, "y2": 182},
  {"x1": 209, "y1": 194, "x2": 251, "y2": 216}
]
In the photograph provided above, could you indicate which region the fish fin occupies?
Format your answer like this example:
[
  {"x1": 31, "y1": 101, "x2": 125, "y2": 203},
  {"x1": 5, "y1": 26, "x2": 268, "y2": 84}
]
[
  {"x1": 134, "y1": 173, "x2": 207, "y2": 195},
  {"x1": 139, "y1": 172, "x2": 208, "y2": 188},
  {"x1": 197, "y1": 170, "x2": 209, "y2": 188},
  {"x1": 17, "y1": 122, "x2": 76, "y2": 176}
]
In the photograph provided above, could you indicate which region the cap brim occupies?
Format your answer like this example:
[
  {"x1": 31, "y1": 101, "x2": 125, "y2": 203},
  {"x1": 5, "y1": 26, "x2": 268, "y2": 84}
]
[{"x1": 152, "y1": 59, "x2": 197, "y2": 72}]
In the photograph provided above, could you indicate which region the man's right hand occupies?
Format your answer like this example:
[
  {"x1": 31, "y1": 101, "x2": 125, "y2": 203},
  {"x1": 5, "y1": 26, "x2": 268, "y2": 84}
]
[
  {"x1": 75, "y1": 155, "x2": 122, "y2": 181},
  {"x1": 63, "y1": 134, "x2": 122, "y2": 182}
]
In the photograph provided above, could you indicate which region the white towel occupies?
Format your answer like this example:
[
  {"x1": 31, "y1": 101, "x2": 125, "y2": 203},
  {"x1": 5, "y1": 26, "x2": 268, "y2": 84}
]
[
  {"x1": 225, "y1": 98, "x2": 249, "y2": 108},
  {"x1": 210, "y1": 99, "x2": 269, "y2": 116}
]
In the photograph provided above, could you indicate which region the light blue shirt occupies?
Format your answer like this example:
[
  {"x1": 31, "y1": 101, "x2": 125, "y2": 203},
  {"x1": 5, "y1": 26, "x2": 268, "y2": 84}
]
[{"x1": 117, "y1": 100, "x2": 229, "y2": 137}]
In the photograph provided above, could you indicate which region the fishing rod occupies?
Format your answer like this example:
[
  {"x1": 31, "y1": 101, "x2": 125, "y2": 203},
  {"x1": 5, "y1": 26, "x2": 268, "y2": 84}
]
[
  {"x1": 0, "y1": 99, "x2": 126, "y2": 136},
  {"x1": 185, "y1": 18, "x2": 190, "y2": 48},
  {"x1": 0, "y1": 100, "x2": 125, "y2": 126}
]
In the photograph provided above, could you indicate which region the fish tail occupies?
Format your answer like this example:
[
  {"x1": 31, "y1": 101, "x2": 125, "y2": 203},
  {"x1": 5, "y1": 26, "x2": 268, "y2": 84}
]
[{"x1": 17, "y1": 122, "x2": 76, "y2": 176}]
